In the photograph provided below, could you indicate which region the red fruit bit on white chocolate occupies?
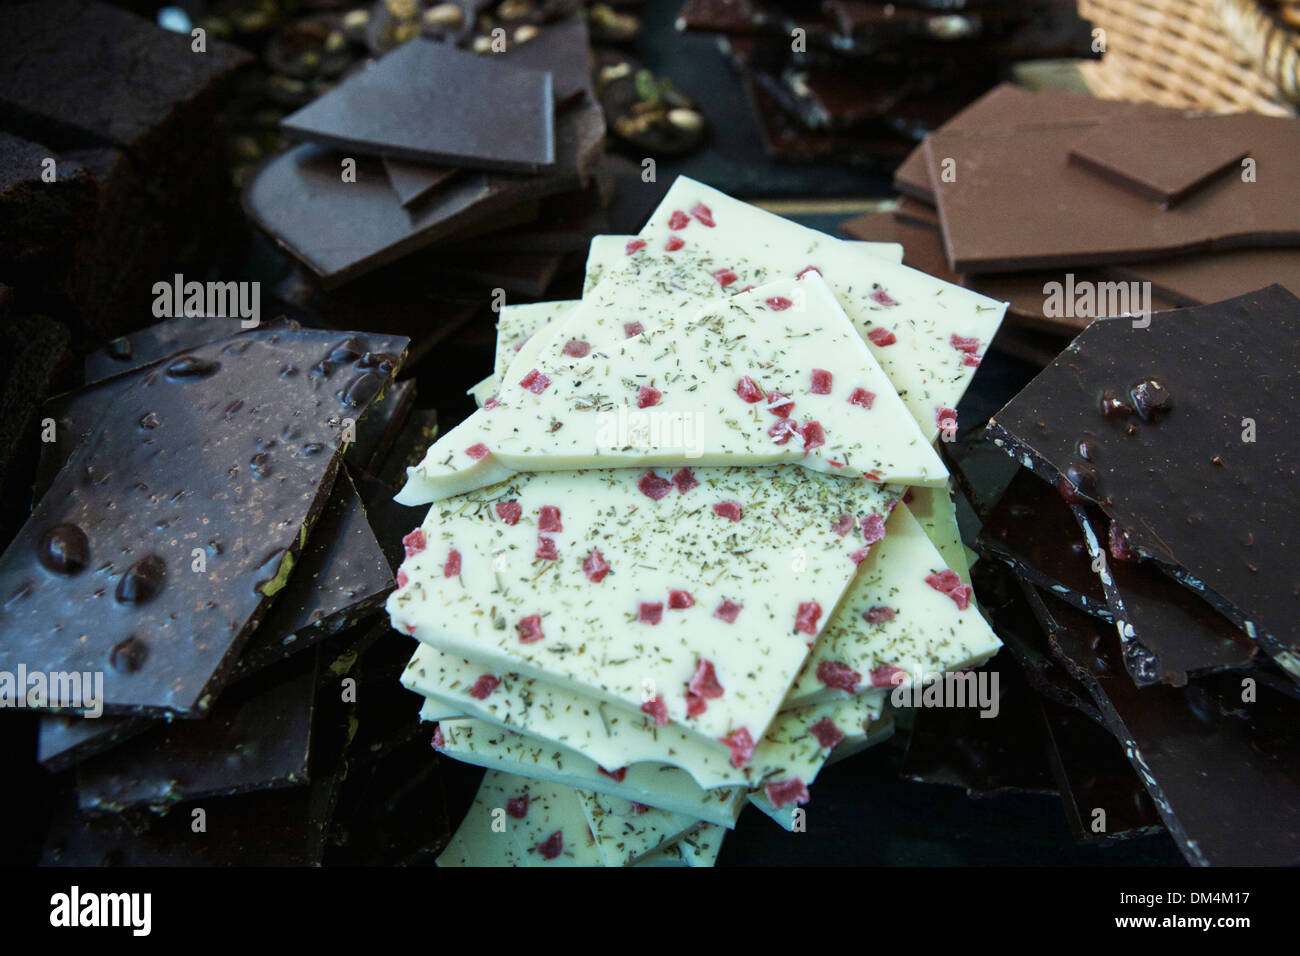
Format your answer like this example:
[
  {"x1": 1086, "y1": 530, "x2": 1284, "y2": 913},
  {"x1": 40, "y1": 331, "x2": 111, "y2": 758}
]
[
  {"x1": 849, "y1": 547, "x2": 871, "y2": 565},
  {"x1": 403, "y1": 623, "x2": 416, "y2": 635},
  {"x1": 638, "y1": 602, "x2": 664, "y2": 625},
  {"x1": 736, "y1": 375, "x2": 764, "y2": 403},
  {"x1": 926, "y1": 570, "x2": 962, "y2": 594},
  {"x1": 583, "y1": 548, "x2": 610, "y2": 583},
  {"x1": 946, "y1": 584, "x2": 973, "y2": 611},
  {"x1": 538, "y1": 505, "x2": 562, "y2": 533},
  {"x1": 496, "y1": 500, "x2": 522, "y2": 525},
  {"x1": 768, "y1": 418, "x2": 798, "y2": 444},
  {"x1": 468, "y1": 674, "x2": 500, "y2": 700},
  {"x1": 817, "y1": 660, "x2": 860, "y2": 693},
  {"x1": 519, "y1": 369, "x2": 551, "y2": 394},
  {"x1": 465, "y1": 443, "x2": 490, "y2": 461},
  {"x1": 963, "y1": 352, "x2": 983, "y2": 368},
  {"x1": 800, "y1": 421, "x2": 825, "y2": 452},
  {"x1": 535, "y1": 536, "x2": 558, "y2": 561},
  {"x1": 624, "y1": 321, "x2": 645, "y2": 338},
  {"x1": 516, "y1": 614, "x2": 545, "y2": 644},
  {"x1": 765, "y1": 296, "x2": 793, "y2": 311},
  {"x1": 443, "y1": 548, "x2": 462, "y2": 578},
  {"x1": 630, "y1": 802, "x2": 649, "y2": 815},
  {"x1": 861, "y1": 512, "x2": 886, "y2": 545},
  {"x1": 402, "y1": 528, "x2": 426, "y2": 557},
  {"x1": 863, "y1": 605, "x2": 896, "y2": 624},
  {"x1": 686, "y1": 691, "x2": 706, "y2": 718},
  {"x1": 672, "y1": 467, "x2": 698, "y2": 493},
  {"x1": 597, "y1": 766, "x2": 628, "y2": 782},
  {"x1": 796, "y1": 265, "x2": 821, "y2": 280},
  {"x1": 665, "y1": 235, "x2": 684, "y2": 252},
  {"x1": 712, "y1": 268, "x2": 738, "y2": 287},
  {"x1": 625, "y1": 239, "x2": 646, "y2": 255},
  {"x1": 506, "y1": 795, "x2": 529, "y2": 819},
  {"x1": 936, "y1": 407, "x2": 958, "y2": 434},
  {"x1": 712, "y1": 500, "x2": 743, "y2": 522},
  {"x1": 668, "y1": 210, "x2": 690, "y2": 230},
  {"x1": 689, "y1": 658, "x2": 725, "y2": 699},
  {"x1": 641, "y1": 694, "x2": 668, "y2": 726},
  {"x1": 867, "y1": 327, "x2": 896, "y2": 347},
  {"x1": 869, "y1": 286, "x2": 899, "y2": 307},
  {"x1": 637, "y1": 470, "x2": 672, "y2": 500},
  {"x1": 690, "y1": 202, "x2": 715, "y2": 227},
  {"x1": 848, "y1": 387, "x2": 875, "y2": 410},
  {"x1": 765, "y1": 778, "x2": 811, "y2": 809},
  {"x1": 766, "y1": 392, "x2": 794, "y2": 417},
  {"x1": 870, "y1": 664, "x2": 907, "y2": 688},
  {"x1": 831, "y1": 513, "x2": 857, "y2": 536},
  {"x1": 809, "y1": 717, "x2": 845, "y2": 749},
  {"x1": 950, "y1": 334, "x2": 980, "y2": 353},
  {"x1": 395, "y1": 570, "x2": 408, "y2": 589},
  {"x1": 810, "y1": 369, "x2": 832, "y2": 394},
  {"x1": 795, "y1": 601, "x2": 822, "y2": 635},
  {"x1": 719, "y1": 727, "x2": 756, "y2": 768},
  {"x1": 563, "y1": 339, "x2": 590, "y2": 358},
  {"x1": 714, "y1": 599, "x2": 741, "y2": 623},
  {"x1": 431, "y1": 727, "x2": 446, "y2": 749},
  {"x1": 637, "y1": 385, "x2": 662, "y2": 408},
  {"x1": 536, "y1": 830, "x2": 563, "y2": 860},
  {"x1": 669, "y1": 589, "x2": 695, "y2": 610}
]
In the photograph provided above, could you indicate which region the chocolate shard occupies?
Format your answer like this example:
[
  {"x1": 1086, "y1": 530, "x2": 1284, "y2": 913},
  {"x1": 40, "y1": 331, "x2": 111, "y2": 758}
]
[
  {"x1": 280, "y1": 39, "x2": 555, "y2": 172},
  {"x1": 84, "y1": 316, "x2": 299, "y2": 387},
  {"x1": 382, "y1": 160, "x2": 458, "y2": 208},
  {"x1": 987, "y1": 286, "x2": 1300, "y2": 682},
  {"x1": 0, "y1": 326, "x2": 407, "y2": 717}
]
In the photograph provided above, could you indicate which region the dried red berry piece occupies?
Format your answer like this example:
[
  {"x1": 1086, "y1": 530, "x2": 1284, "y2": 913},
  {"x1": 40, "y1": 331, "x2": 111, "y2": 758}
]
[
  {"x1": 719, "y1": 727, "x2": 756, "y2": 768},
  {"x1": 536, "y1": 830, "x2": 564, "y2": 860},
  {"x1": 946, "y1": 584, "x2": 973, "y2": 611},
  {"x1": 963, "y1": 352, "x2": 982, "y2": 368},
  {"x1": 796, "y1": 265, "x2": 821, "y2": 279},
  {"x1": 516, "y1": 614, "x2": 545, "y2": 644},
  {"x1": 848, "y1": 387, "x2": 875, "y2": 410},
  {"x1": 444, "y1": 548, "x2": 462, "y2": 578},
  {"x1": 519, "y1": 369, "x2": 551, "y2": 394},
  {"x1": 465, "y1": 443, "x2": 490, "y2": 461},
  {"x1": 637, "y1": 470, "x2": 672, "y2": 500},
  {"x1": 816, "y1": 660, "x2": 860, "y2": 692},
  {"x1": 669, "y1": 589, "x2": 695, "y2": 609},
  {"x1": 469, "y1": 674, "x2": 500, "y2": 700},
  {"x1": 641, "y1": 694, "x2": 668, "y2": 726},
  {"x1": 712, "y1": 501, "x2": 743, "y2": 522},
  {"x1": 1109, "y1": 522, "x2": 1137, "y2": 562},
  {"x1": 869, "y1": 285, "x2": 899, "y2": 306},
  {"x1": 630, "y1": 802, "x2": 649, "y2": 815},
  {"x1": 799, "y1": 421, "x2": 825, "y2": 451},
  {"x1": 831, "y1": 513, "x2": 856, "y2": 536},
  {"x1": 768, "y1": 418, "x2": 798, "y2": 444},
  {"x1": 870, "y1": 664, "x2": 907, "y2": 688},
  {"x1": 563, "y1": 339, "x2": 591, "y2": 358},
  {"x1": 936, "y1": 407, "x2": 958, "y2": 436},
  {"x1": 638, "y1": 602, "x2": 664, "y2": 625},
  {"x1": 672, "y1": 467, "x2": 698, "y2": 493},
  {"x1": 396, "y1": 570, "x2": 409, "y2": 589},
  {"x1": 535, "y1": 536, "x2": 558, "y2": 561},
  {"x1": 597, "y1": 766, "x2": 627, "y2": 783},
  {"x1": 867, "y1": 327, "x2": 896, "y2": 346},
  {"x1": 402, "y1": 528, "x2": 426, "y2": 557},
  {"x1": 506, "y1": 795, "x2": 529, "y2": 819},
  {"x1": 736, "y1": 375, "x2": 764, "y2": 403},
  {"x1": 496, "y1": 500, "x2": 522, "y2": 525},
  {"x1": 795, "y1": 601, "x2": 822, "y2": 635},
  {"x1": 624, "y1": 321, "x2": 645, "y2": 338},
  {"x1": 765, "y1": 296, "x2": 793, "y2": 311},
  {"x1": 431, "y1": 727, "x2": 446, "y2": 749},
  {"x1": 861, "y1": 512, "x2": 886, "y2": 545},
  {"x1": 625, "y1": 239, "x2": 646, "y2": 255},
  {"x1": 689, "y1": 202, "x2": 715, "y2": 227},
  {"x1": 689, "y1": 658, "x2": 724, "y2": 698},
  {"x1": 766, "y1": 391, "x2": 794, "y2": 417},
  {"x1": 765, "y1": 778, "x2": 811, "y2": 809},
  {"x1": 665, "y1": 235, "x2": 685, "y2": 252},
  {"x1": 810, "y1": 369, "x2": 833, "y2": 394},
  {"x1": 712, "y1": 268, "x2": 738, "y2": 287},
  {"x1": 863, "y1": 605, "x2": 896, "y2": 624},
  {"x1": 637, "y1": 385, "x2": 662, "y2": 408},
  {"x1": 686, "y1": 691, "x2": 706, "y2": 718},
  {"x1": 926, "y1": 569, "x2": 962, "y2": 594},
  {"x1": 949, "y1": 334, "x2": 981, "y2": 353},
  {"x1": 714, "y1": 599, "x2": 741, "y2": 623},
  {"x1": 848, "y1": 547, "x2": 871, "y2": 565},
  {"x1": 483, "y1": 396, "x2": 501, "y2": 409},
  {"x1": 809, "y1": 717, "x2": 845, "y2": 749},
  {"x1": 668, "y1": 209, "x2": 690, "y2": 230},
  {"x1": 538, "y1": 505, "x2": 562, "y2": 533},
  {"x1": 583, "y1": 548, "x2": 610, "y2": 583}
]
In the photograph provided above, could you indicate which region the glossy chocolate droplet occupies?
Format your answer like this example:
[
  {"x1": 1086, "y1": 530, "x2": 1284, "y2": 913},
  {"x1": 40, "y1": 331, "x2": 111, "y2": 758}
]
[
  {"x1": 222, "y1": 340, "x2": 252, "y2": 356},
  {"x1": 139, "y1": 412, "x2": 160, "y2": 430},
  {"x1": 1099, "y1": 389, "x2": 1132, "y2": 419},
  {"x1": 110, "y1": 636, "x2": 148, "y2": 673},
  {"x1": 1130, "y1": 379, "x2": 1173, "y2": 422},
  {"x1": 166, "y1": 356, "x2": 220, "y2": 379},
  {"x1": 38, "y1": 524, "x2": 89, "y2": 574},
  {"x1": 311, "y1": 337, "x2": 365, "y2": 378},
  {"x1": 357, "y1": 351, "x2": 397, "y2": 374},
  {"x1": 106, "y1": 337, "x2": 132, "y2": 360},
  {"x1": 1077, "y1": 439, "x2": 1096, "y2": 462},
  {"x1": 250, "y1": 452, "x2": 272, "y2": 478},
  {"x1": 280, "y1": 364, "x2": 298, "y2": 378},
  {"x1": 336, "y1": 370, "x2": 383, "y2": 408},
  {"x1": 301, "y1": 442, "x2": 325, "y2": 456},
  {"x1": 1064, "y1": 463, "x2": 1102, "y2": 503},
  {"x1": 115, "y1": 554, "x2": 166, "y2": 604}
]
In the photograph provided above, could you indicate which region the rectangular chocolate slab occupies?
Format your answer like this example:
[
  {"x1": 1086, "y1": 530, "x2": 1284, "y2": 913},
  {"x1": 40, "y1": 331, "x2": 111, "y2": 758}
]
[{"x1": 0, "y1": 327, "x2": 406, "y2": 717}]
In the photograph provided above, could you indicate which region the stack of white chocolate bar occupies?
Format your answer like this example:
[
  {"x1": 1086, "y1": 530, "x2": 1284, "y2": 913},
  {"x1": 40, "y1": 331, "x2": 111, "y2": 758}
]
[{"x1": 387, "y1": 177, "x2": 1008, "y2": 866}]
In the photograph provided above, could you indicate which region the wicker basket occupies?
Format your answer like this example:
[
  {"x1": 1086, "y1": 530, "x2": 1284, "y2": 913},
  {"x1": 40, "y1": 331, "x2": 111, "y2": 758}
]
[{"x1": 1078, "y1": 0, "x2": 1299, "y2": 115}]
